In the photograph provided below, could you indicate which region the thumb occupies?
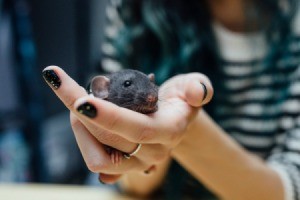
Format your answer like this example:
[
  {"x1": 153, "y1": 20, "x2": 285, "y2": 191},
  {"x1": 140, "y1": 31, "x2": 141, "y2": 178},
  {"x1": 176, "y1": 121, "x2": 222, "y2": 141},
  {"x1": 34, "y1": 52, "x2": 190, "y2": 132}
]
[{"x1": 184, "y1": 74, "x2": 214, "y2": 107}]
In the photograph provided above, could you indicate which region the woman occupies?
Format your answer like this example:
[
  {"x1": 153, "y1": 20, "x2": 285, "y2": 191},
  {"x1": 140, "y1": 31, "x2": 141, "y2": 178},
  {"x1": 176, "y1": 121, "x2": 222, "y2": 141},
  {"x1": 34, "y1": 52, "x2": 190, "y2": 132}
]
[{"x1": 43, "y1": 0, "x2": 300, "y2": 199}]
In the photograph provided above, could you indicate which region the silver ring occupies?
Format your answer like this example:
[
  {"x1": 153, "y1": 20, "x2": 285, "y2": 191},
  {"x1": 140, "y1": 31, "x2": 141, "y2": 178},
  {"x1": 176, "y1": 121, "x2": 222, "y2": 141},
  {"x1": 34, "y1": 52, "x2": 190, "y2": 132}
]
[{"x1": 123, "y1": 144, "x2": 142, "y2": 159}]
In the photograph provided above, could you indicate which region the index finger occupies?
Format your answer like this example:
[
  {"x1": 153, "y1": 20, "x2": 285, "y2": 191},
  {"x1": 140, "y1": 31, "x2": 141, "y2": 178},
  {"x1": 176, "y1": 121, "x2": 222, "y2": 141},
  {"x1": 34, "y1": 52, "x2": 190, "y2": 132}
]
[
  {"x1": 42, "y1": 66, "x2": 159, "y2": 143},
  {"x1": 42, "y1": 65, "x2": 88, "y2": 110},
  {"x1": 73, "y1": 96, "x2": 160, "y2": 144}
]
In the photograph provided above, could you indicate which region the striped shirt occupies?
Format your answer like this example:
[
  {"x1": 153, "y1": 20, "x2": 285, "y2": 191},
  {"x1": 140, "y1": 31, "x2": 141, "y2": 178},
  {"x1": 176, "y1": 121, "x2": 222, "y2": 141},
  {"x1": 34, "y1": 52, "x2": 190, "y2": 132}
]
[
  {"x1": 213, "y1": 10, "x2": 300, "y2": 200},
  {"x1": 101, "y1": 1, "x2": 300, "y2": 199}
]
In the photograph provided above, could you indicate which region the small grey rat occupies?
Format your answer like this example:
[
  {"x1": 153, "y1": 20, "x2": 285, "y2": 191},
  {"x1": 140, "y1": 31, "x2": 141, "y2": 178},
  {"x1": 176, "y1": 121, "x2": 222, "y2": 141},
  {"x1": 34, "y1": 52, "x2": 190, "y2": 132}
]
[{"x1": 88, "y1": 69, "x2": 159, "y2": 164}]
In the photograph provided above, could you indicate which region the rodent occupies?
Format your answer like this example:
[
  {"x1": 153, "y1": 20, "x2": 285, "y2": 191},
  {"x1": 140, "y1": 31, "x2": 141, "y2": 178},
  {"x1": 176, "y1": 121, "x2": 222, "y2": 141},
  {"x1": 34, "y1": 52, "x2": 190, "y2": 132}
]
[
  {"x1": 87, "y1": 69, "x2": 159, "y2": 165},
  {"x1": 89, "y1": 69, "x2": 158, "y2": 114}
]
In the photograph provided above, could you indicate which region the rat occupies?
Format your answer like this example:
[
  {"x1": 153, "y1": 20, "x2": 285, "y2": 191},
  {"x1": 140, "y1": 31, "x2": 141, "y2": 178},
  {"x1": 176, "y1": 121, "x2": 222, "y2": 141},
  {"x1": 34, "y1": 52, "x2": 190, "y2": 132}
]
[{"x1": 87, "y1": 69, "x2": 159, "y2": 165}]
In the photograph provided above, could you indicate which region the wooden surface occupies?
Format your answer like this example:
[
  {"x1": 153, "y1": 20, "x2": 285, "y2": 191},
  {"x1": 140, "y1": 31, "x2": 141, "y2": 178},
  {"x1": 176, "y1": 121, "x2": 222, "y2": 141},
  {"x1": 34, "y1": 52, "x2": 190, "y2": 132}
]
[{"x1": 0, "y1": 184, "x2": 137, "y2": 200}]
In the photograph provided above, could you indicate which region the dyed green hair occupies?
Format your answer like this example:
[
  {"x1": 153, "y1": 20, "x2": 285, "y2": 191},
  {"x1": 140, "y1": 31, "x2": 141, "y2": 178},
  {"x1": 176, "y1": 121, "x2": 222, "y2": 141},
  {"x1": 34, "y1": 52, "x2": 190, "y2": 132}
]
[{"x1": 104, "y1": 0, "x2": 298, "y2": 84}]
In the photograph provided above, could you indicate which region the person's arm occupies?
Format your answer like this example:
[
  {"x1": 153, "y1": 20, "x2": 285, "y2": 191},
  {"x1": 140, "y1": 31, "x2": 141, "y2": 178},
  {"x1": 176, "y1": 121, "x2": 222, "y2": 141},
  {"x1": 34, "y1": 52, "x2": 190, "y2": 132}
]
[{"x1": 172, "y1": 110, "x2": 285, "y2": 200}]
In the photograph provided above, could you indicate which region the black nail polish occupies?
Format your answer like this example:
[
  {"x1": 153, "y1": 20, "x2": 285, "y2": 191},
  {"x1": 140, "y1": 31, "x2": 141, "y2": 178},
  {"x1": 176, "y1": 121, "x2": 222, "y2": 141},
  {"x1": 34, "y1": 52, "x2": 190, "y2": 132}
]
[
  {"x1": 200, "y1": 82, "x2": 207, "y2": 101},
  {"x1": 42, "y1": 70, "x2": 61, "y2": 90},
  {"x1": 77, "y1": 102, "x2": 97, "y2": 118},
  {"x1": 144, "y1": 165, "x2": 155, "y2": 175},
  {"x1": 98, "y1": 174, "x2": 106, "y2": 184}
]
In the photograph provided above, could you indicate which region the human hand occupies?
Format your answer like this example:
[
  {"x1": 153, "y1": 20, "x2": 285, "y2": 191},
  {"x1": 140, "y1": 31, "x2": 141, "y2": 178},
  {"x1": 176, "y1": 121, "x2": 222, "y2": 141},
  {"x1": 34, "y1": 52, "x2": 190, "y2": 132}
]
[{"x1": 42, "y1": 66, "x2": 213, "y2": 184}]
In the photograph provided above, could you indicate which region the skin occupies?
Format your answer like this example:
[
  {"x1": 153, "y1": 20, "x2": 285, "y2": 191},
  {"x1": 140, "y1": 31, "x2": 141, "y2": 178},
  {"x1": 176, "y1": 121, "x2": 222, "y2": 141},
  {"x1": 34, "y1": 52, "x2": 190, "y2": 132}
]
[
  {"x1": 43, "y1": 0, "x2": 285, "y2": 199},
  {"x1": 208, "y1": 0, "x2": 248, "y2": 32},
  {"x1": 44, "y1": 65, "x2": 284, "y2": 200},
  {"x1": 44, "y1": 66, "x2": 212, "y2": 187}
]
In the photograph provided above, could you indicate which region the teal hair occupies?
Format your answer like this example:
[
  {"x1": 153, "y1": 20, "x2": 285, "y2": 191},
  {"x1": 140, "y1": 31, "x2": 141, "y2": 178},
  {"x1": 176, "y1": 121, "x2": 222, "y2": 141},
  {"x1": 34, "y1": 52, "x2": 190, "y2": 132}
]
[{"x1": 105, "y1": 0, "x2": 298, "y2": 84}]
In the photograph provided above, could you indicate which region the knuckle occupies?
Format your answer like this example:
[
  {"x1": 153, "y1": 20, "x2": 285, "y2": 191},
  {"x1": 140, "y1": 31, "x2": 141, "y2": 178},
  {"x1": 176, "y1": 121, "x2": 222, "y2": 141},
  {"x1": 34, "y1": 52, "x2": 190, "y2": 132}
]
[
  {"x1": 93, "y1": 128, "x2": 107, "y2": 142},
  {"x1": 105, "y1": 107, "x2": 120, "y2": 131},
  {"x1": 64, "y1": 95, "x2": 77, "y2": 110},
  {"x1": 136, "y1": 126, "x2": 155, "y2": 143},
  {"x1": 92, "y1": 125, "x2": 106, "y2": 136},
  {"x1": 94, "y1": 129, "x2": 123, "y2": 145}
]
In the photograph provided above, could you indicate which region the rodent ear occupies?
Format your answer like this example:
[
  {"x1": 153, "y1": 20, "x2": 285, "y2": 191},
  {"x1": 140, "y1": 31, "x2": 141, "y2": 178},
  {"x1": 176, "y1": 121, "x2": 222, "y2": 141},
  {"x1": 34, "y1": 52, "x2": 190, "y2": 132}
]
[
  {"x1": 148, "y1": 73, "x2": 155, "y2": 83},
  {"x1": 90, "y1": 75, "x2": 110, "y2": 99}
]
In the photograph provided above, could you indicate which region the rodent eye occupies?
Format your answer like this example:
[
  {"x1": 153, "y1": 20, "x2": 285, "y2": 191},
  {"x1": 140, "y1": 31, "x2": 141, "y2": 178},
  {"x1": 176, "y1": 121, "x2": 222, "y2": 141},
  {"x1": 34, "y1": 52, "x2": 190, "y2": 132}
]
[{"x1": 123, "y1": 80, "x2": 132, "y2": 87}]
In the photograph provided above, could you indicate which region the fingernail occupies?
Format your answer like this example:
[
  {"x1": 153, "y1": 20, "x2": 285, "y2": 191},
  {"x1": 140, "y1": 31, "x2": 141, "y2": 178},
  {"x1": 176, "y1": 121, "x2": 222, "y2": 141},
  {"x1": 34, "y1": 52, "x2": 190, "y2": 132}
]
[
  {"x1": 77, "y1": 102, "x2": 97, "y2": 118},
  {"x1": 200, "y1": 82, "x2": 207, "y2": 102},
  {"x1": 42, "y1": 69, "x2": 61, "y2": 90},
  {"x1": 144, "y1": 165, "x2": 155, "y2": 175},
  {"x1": 98, "y1": 174, "x2": 106, "y2": 184}
]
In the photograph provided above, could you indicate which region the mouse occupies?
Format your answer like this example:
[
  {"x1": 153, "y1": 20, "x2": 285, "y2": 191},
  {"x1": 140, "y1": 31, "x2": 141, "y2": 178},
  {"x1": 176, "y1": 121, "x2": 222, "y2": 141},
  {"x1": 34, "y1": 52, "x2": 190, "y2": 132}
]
[{"x1": 87, "y1": 69, "x2": 159, "y2": 165}]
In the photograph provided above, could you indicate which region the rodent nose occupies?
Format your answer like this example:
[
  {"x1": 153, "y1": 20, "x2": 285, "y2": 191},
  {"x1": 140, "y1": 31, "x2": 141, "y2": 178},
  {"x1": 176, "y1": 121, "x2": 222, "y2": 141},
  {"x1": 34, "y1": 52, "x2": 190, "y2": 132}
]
[{"x1": 147, "y1": 94, "x2": 158, "y2": 103}]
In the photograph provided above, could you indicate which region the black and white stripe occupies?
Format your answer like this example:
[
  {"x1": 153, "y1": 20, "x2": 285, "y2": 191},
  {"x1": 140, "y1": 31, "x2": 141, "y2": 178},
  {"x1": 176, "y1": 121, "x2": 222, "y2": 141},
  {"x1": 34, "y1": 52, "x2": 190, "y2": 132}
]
[
  {"x1": 101, "y1": 1, "x2": 300, "y2": 199},
  {"x1": 213, "y1": 11, "x2": 300, "y2": 198}
]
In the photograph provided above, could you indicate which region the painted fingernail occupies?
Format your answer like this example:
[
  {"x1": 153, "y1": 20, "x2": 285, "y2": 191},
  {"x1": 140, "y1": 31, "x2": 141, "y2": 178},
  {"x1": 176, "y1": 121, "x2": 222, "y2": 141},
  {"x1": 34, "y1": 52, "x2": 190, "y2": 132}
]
[
  {"x1": 98, "y1": 174, "x2": 106, "y2": 184},
  {"x1": 77, "y1": 102, "x2": 97, "y2": 118},
  {"x1": 144, "y1": 165, "x2": 155, "y2": 175},
  {"x1": 200, "y1": 82, "x2": 207, "y2": 102},
  {"x1": 42, "y1": 69, "x2": 61, "y2": 90}
]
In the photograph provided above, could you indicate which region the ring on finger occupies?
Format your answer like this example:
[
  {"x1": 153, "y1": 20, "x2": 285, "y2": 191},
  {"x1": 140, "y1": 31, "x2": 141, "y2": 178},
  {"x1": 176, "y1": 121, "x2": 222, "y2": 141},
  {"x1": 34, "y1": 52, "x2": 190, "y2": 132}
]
[{"x1": 123, "y1": 144, "x2": 142, "y2": 159}]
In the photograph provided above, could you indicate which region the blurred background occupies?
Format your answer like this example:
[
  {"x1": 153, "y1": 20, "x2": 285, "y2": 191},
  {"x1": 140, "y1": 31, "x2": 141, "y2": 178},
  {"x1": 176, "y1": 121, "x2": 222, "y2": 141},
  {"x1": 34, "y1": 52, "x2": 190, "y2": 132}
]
[{"x1": 0, "y1": 0, "x2": 109, "y2": 185}]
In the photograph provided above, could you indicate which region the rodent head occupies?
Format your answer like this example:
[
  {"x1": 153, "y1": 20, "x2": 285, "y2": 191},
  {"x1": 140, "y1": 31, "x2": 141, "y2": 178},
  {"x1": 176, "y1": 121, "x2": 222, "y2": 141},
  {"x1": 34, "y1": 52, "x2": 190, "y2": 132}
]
[{"x1": 90, "y1": 69, "x2": 158, "y2": 114}]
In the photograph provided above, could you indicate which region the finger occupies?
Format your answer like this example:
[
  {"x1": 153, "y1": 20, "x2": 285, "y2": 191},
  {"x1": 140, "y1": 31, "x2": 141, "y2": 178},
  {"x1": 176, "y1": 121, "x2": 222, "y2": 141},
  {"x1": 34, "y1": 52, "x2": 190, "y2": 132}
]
[
  {"x1": 73, "y1": 95, "x2": 196, "y2": 145},
  {"x1": 78, "y1": 116, "x2": 138, "y2": 156},
  {"x1": 184, "y1": 73, "x2": 214, "y2": 107},
  {"x1": 71, "y1": 107, "x2": 171, "y2": 166},
  {"x1": 42, "y1": 66, "x2": 134, "y2": 158},
  {"x1": 99, "y1": 173, "x2": 122, "y2": 184},
  {"x1": 72, "y1": 113, "x2": 169, "y2": 164},
  {"x1": 42, "y1": 65, "x2": 88, "y2": 111},
  {"x1": 42, "y1": 66, "x2": 146, "y2": 153},
  {"x1": 70, "y1": 113, "x2": 145, "y2": 174},
  {"x1": 72, "y1": 96, "x2": 167, "y2": 144}
]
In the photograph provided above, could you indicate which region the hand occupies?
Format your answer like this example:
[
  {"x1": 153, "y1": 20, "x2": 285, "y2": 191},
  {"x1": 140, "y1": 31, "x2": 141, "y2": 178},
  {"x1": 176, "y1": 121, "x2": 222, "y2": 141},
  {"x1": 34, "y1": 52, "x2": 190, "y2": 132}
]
[{"x1": 42, "y1": 66, "x2": 213, "y2": 184}]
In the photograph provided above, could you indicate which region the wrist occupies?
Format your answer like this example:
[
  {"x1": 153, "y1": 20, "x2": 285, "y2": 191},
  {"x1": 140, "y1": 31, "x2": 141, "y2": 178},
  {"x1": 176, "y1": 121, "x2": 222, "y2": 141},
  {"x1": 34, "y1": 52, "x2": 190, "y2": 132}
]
[
  {"x1": 171, "y1": 109, "x2": 248, "y2": 164},
  {"x1": 172, "y1": 110, "x2": 216, "y2": 159}
]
